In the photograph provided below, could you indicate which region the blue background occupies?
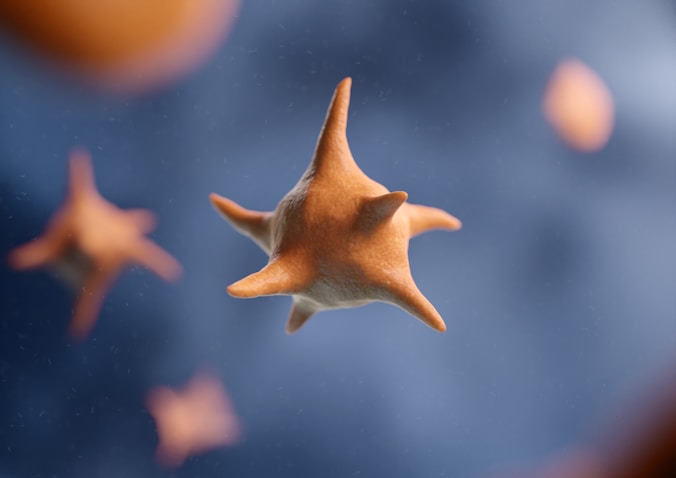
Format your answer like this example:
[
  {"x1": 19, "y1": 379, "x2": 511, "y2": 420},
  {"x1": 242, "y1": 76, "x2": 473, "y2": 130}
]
[{"x1": 1, "y1": 1, "x2": 675, "y2": 476}]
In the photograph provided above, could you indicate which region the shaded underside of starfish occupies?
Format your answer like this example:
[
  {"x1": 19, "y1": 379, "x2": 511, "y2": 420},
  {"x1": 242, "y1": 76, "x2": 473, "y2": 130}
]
[
  {"x1": 7, "y1": 149, "x2": 182, "y2": 340},
  {"x1": 211, "y1": 77, "x2": 461, "y2": 334}
]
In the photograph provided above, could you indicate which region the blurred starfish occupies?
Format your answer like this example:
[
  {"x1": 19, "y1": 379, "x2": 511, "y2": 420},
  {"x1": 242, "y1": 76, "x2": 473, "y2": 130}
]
[
  {"x1": 146, "y1": 373, "x2": 241, "y2": 468},
  {"x1": 211, "y1": 77, "x2": 461, "y2": 334},
  {"x1": 7, "y1": 149, "x2": 181, "y2": 340}
]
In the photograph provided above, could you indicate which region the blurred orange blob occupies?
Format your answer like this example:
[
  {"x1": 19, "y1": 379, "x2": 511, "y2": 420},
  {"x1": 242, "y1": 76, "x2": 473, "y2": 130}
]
[
  {"x1": 543, "y1": 58, "x2": 614, "y2": 152},
  {"x1": 146, "y1": 373, "x2": 241, "y2": 468},
  {"x1": 0, "y1": 0, "x2": 240, "y2": 92}
]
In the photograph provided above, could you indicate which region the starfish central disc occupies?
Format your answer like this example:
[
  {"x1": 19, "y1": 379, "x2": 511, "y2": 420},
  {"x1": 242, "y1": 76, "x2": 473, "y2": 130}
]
[{"x1": 211, "y1": 77, "x2": 461, "y2": 334}]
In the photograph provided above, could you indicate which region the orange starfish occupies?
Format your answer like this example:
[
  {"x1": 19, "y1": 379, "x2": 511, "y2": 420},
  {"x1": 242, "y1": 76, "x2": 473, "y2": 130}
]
[
  {"x1": 146, "y1": 373, "x2": 241, "y2": 469},
  {"x1": 210, "y1": 77, "x2": 461, "y2": 334},
  {"x1": 7, "y1": 149, "x2": 181, "y2": 340}
]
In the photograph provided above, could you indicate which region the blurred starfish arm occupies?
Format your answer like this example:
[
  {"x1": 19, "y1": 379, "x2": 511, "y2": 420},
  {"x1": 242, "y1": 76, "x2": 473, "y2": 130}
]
[
  {"x1": 7, "y1": 229, "x2": 64, "y2": 270},
  {"x1": 129, "y1": 238, "x2": 182, "y2": 282},
  {"x1": 69, "y1": 266, "x2": 117, "y2": 340},
  {"x1": 67, "y1": 149, "x2": 98, "y2": 199},
  {"x1": 125, "y1": 208, "x2": 157, "y2": 233}
]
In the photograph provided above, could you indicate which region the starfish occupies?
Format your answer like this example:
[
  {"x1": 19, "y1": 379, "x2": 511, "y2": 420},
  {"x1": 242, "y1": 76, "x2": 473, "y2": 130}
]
[
  {"x1": 146, "y1": 373, "x2": 241, "y2": 469},
  {"x1": 210, "y1": 77, "x2": 461, "y2": 334},
  {"x1": 7, "y1": 149, "x2": 182, "y2": 340}
]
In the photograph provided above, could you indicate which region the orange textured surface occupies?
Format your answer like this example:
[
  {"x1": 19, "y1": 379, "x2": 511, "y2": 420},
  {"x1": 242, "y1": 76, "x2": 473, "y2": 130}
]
[
  {"x1": 211, "y1": 78, "x2": 462, "y2": 334},
  {"x1": 543, "y1": 59, "x2": 614, "y2": 152},
  {"x1": 7, "y1": 150, "x2": 182, "y2": 339}
]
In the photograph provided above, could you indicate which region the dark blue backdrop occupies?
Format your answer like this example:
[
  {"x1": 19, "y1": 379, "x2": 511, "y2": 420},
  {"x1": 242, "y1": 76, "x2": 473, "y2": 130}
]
[{"x1": 1, "y1": 1, "x2": 675, "y2": 477}]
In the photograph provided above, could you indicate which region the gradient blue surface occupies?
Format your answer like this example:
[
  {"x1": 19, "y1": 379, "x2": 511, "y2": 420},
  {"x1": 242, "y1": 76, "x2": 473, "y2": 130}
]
[{"x1": 1, "y1": 1, "x2": 675, "y2": 477}]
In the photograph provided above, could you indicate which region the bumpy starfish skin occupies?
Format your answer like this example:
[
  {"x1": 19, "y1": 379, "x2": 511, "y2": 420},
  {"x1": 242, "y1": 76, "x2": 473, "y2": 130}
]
[
  {"x1": 7, "y1": 149, "x2": 182, "y2": 339},
  {"x1": 211, "y1": 77, "x2": 461, "y2": 334}
]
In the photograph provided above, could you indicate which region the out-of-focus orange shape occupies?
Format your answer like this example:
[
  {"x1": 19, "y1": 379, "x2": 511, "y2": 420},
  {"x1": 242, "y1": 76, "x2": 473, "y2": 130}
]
[
  {"x1": 7, "y1": 149, "x2": 182, "y2": 340},
  {"x1": 146, "y1": 373, "x2": 241, "y2": 469},
  {"x1": 486, "y1": 367, "x2": 676, "y2": 478},
  {"x1": 0, "y1": 0, "x2": 240, "y2": 92},
  {"x1": 543, "y1": 58, "x2": 614, "y2": 152}
]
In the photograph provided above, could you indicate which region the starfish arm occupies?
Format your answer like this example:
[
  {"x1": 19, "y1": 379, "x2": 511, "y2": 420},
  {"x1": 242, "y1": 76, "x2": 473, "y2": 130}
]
[
  {"x1": 384, "y1": 275, "x2": 447, "y2": 332},
  {"x1": 209, "y1": 193, "x2": 273, "y2": 254},
  {"x1": 405, "y1": 203, "x2": 462, "y2": 238},
  {"x1": 129, "y1": 238, "x2": 182, "y2": 282},
  {"x1": 285, "y1": 298, "x2": 317, "y2": 334},
  {"x1": 318, "y1": 77, "x2": 351, "y2": 143},
  {"x1": 227, "y1": 258, "x2": 304, "y2": 298},
  {"x1": 69, "y1": 266, "x2": 117, "y2": 340},
  {"x1": 156, "y1": 440, "x2": 189, "y2": 470},
  {"x1": 125, "y1": 208, "x2": 157, "y2": 233},
  {"x1": 310, "y1": 77, "x2": 361, "y2": 178},
  {"x1": 146, "y1": 388, "x2": 187, "y2": 468},
  {"x1": 358, "y1": 191, "x2": 408, "y2": 231},
  {"x1": 7, "y1": 235, "x2": 61, "y2": 270},
  {"x1": 68, "y1": 148, "x2": 98, "y2": 200}
]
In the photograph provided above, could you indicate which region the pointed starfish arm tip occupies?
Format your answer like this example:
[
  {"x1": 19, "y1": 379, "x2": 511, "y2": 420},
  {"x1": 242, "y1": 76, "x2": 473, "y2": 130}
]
[
  {"x1": 387, "y1": 280, "x2": 448, "y2": 332},
  {"x1": 358, "y1": 191, "x2": 409, "y2": 230},
  {"x1": 321, "y1": 77, "x2": 353, "y2": 137},
  {"x1": 369, "y1": 191, "x2": 408, "y2": 215},
  {"x1": 285, "y1": 301, "x2": 315, "y2": 333},
  {"x1": 226, "y1": 280, "x2": 256, "y2": 298},
  {"x1": 226, "y1": 260, "x2": 298, "y2": 298},
  {"x1": 338, "y1": 76, "x2": 352, "y2": 89},
  {"x1": 407, "y1": 204, "x2": 462, "y2": 237},
  {"x1": 210, "y1": 192, "x2": 270, "y2": 236}
]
